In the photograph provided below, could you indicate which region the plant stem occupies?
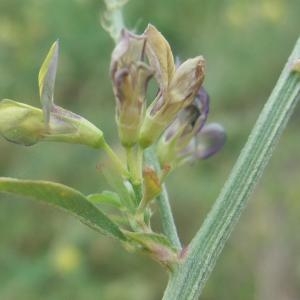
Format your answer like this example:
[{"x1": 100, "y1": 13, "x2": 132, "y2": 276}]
[
  {"x1": 126, "y1": 145, "x2": 143, "y2": 185},
  {"x1": 102, "y1": 141, "x2": 129, "y2": 177},
  {"x1": 157, "y1": 185, "x2": 182, "y2": 251},
  {"x1": 102, "y1": 0, "x2": 126, "y2": 42},
  {"x1": 163, "y1": 38, "x2": 300, "y2": 299},
  {"x1": 145, "y1": 148, "x2": 182, "y2": 251}
]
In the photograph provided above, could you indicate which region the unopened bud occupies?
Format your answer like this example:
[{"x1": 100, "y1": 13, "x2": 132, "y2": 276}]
[
  {"x1": 0, "y1": 99, "x2": 104, "y2": 148},
  {"x1": 0, "y1": 99, "x2": 44, "y2": 146}
]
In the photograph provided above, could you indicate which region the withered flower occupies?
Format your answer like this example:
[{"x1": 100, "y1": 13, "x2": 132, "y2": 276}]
[
  {"x1": 111, "y1": 30, "x2": 153, "y2": 147},
  {"x1": 139, "y1": 24, "x2": 205, "y2": 148},
  {"x1": 157, "y1": 88, "x2": 225, "y2": 168}
]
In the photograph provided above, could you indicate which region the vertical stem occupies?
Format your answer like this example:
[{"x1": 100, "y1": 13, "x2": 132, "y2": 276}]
[
  {"x1": 103, "y1": 0, "x2": 127, "y2": 42},
  {"x1": 157, "y1": 185, "x2": 182, "y2": 251},
  {"x1": 145, "y1": 148, "x2": 182, "y2": 251},
  {"x1": 162, "y1": 38, "x2": 300, "y2": 300},
  {"x1": 102, "y1": 142, "x2": 129, "y2": 177},
  {"x1": 126, "y1": 146, "x2": 143, "y2": 185}
]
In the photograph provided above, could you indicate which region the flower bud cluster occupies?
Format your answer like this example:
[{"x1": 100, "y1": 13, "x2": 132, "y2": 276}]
[{"x1": 111, "y1": 25, "x2": 225, "y2": 169}]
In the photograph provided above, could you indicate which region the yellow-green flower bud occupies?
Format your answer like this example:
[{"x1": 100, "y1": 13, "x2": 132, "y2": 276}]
[
  {"x1": 0, "y1": 40, "x2": 104, "y2": 149},
  {"x1": 0, "y1": 99, "x2": 104, "y2": 148},
  {"x1": 0, "y1": 99, "x2": 45, "y2": 146}
]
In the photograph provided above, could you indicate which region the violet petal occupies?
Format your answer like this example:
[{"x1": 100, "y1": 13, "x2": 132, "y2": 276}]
[{"x1": 195, "y1": 123, "x2": 226, "y2": 159}]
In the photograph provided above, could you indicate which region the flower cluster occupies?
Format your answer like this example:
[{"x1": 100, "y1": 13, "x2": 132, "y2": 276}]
[
  {"x1": 0, "y1": 24, "x2": 227, "y2": 266},
  {"x1": 111, "y1": 24, "x2": 225, "y2": 169},
  {"x1": 0, "y1": 24, "x2": 225, "y2": 177}
]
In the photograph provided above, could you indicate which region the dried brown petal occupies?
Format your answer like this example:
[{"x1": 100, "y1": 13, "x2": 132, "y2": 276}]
[
  {"x1": 169, "y1": 56, "x2": 205, "y2": 105},
  {"x1": 144, "y1": 24, "x2": 175, "y2": 88}
]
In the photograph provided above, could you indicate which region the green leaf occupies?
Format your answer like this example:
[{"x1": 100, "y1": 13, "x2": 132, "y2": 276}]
[
  {"x1": 100, "y1": 158, "x2": 136, "y2": 211},
  {"x1": 87, "y1": 191, "x2": 122, "y2": 207},
  {"x1": 0, "y1": 177, "x2": 126, "y2": 241},
  {"x1": 38, "y1": 40, "x2": 59, "y2": 122}
]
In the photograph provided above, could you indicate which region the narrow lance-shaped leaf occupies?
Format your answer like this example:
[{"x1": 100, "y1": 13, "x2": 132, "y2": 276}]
[
  {"x1": 87, "y1": 191, "x2": 122, "y2": 208},
  {"x1": 0, "y1": 177, "x2": 126, "y2": 241}
]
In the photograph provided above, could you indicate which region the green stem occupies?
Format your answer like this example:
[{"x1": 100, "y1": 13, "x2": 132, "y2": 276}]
[
  {"x1": 163, "y1": 38, "x2": 300, "y2": 299},
  {"x1": 126, "y1": 146, "x2": 143, "y2": 185},
  {"x1": 102, "y1": 142, "x2": 129, "y2": 178},
  {"x1": 157, "y1": 185, "x2": 182, "y2": 251},
  {"x1": 145, "y1": 148, "x2": 182, "y2": 251},
  {"x1": 103, "y1": 0, "x2": 126, "y2": 42}
]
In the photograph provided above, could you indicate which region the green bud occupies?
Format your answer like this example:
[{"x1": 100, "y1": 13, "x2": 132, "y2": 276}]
[
  {"x1": 0, "y1": 41, "x2": 104, "y2": 149},
  {"x1": 0, "y1": 99, "x2": 45, "y2": 146},
  {"x1": 0, "y1": 99, "x2": 104, "y2": 148}
]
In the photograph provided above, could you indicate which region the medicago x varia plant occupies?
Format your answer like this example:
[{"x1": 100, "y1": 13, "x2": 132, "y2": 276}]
[
  {"x1": 0, "y1": 23, "x2": 226, "y2": 267},
  {"x1": 1, "y1": 1, "x2": 300, "y2": 299}
]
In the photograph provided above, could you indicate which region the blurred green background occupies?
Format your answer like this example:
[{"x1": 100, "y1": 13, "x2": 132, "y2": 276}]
[{"x1": 0, "y1": 0, "x2": 300, "y2": 299}]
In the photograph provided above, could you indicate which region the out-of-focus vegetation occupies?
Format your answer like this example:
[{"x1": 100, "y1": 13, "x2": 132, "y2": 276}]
[{"x1": 0, "y1": 0, "x2": 299, "y2": 299}]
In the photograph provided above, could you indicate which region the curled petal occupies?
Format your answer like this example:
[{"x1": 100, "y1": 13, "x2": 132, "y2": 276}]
[
  {"x1": 161, "y1": 87, "x2": 210, "y2": 144},
  {"x1": 181, "y1": 87, "x2": 210, "y2": 136},
  {"x1": 169, "y1": 56, "x2": 205, "y2": 105},
  {"x1": 195, "y1": 123, "x2": 226, "y2": 159},
  {"x1": 113, "y1": 62, "x2": 153, "y2": 107},
  {"x1": 111, "y1": 29, "x2": 146, "y2": 76},
  {"x1": 195, "y1": 87, "x2": 209, "y2": 128},
  {"x1": 144, "y1": 24, "x2": 175, "y2": 88},
  {"x1": 156, "y1": 88, "x2": 211, "y2": 166}
]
